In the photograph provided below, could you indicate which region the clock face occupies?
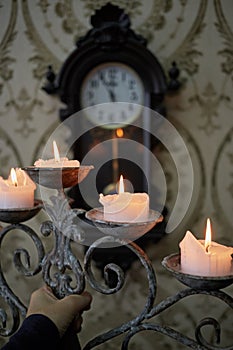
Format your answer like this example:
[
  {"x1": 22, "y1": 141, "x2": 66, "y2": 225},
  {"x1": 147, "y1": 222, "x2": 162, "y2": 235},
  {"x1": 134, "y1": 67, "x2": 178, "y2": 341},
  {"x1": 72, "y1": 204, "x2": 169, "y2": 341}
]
[{"x1": 80, "y1": 62, "x2": 144, "y2": 129}]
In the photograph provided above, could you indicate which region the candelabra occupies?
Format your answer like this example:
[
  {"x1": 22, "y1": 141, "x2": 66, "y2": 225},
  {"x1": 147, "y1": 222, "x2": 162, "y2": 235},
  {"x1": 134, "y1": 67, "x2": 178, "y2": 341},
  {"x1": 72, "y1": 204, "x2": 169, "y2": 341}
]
[{"x1": 0, "y1": 167, "x2": 232, "y2": 350}]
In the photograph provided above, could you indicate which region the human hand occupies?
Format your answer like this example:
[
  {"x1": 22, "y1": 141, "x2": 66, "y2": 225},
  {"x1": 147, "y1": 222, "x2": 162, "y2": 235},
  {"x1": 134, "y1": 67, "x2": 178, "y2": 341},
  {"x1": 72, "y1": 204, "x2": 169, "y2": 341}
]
[{"x1": 26, "y1": 285, "x2": 92, "y2": 337}]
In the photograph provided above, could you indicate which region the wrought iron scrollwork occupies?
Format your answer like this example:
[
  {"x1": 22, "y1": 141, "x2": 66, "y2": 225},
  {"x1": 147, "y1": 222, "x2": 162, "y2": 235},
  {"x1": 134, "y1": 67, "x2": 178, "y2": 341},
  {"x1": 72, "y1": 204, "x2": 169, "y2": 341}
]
[
  {"x1": 195, "y1": 317, "x2": 233, "y2": 350},
  {"x1": 0, "y1": 223, "x2": 45, "y2": 336},
  {"x1": 40, "y1": 220, "x2": 85, "y2": 299},
  {"x1": 82, "y1": 236, "x2": 157, "y2": 349},
  {"x1": 0, "y1": 206, "x2": 232, "y2": 349},
  {"x1": 82, "y1": 240, "x2": 233, "y2": 350},
  {"x1": 40, "y1": 193, "x2": 85, "y2": 298},
  {"x1": 84, "y1": 238, "x2": 126, "y2": 295}
]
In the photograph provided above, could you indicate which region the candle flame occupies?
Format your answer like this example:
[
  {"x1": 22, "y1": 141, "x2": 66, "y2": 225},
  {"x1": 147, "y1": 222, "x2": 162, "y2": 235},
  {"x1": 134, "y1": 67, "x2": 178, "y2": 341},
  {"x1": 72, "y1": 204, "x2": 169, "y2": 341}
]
[
  {"x1": 118, "y1": 175, "x2": 124, "y2": 194},
  {"x1": 116, "y1": 128, "x2": 124, "y2": 138},
  {"x1": 205, "y1": 218, "x2": 212, "y2": 252},
  {"x1": 10, "y1": 168, "x2": 18, "y2": 186},
  {"x1": 53, "y1": 141, "x2": 60, "y2": 162}
]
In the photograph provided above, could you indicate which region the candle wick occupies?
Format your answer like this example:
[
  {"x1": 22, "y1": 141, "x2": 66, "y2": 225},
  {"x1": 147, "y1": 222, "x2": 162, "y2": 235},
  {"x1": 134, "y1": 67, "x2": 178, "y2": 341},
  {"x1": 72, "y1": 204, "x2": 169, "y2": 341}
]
[{"x1": 205, "y1": 244, "x2": 209, "y2": 253}]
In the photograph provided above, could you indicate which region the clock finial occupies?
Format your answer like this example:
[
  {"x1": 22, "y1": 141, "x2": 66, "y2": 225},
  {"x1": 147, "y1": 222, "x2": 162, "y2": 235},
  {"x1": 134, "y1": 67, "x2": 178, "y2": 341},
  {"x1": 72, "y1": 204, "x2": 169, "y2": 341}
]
[
  {"x1": 77, "y1": 3, "x2": 146, "y2": 48},
  {"x1": 91, "y1": 3, "x2": 130, "y2": 29}
]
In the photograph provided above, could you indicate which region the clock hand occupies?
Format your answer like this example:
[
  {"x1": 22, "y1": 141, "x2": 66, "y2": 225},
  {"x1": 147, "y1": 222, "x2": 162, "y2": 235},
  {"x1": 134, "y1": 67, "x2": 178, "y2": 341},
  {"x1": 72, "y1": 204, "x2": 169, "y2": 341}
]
[
  {"x1": 99, "y1": 74, "x2": 116, "y2": 101},
  {"x1": 99, "y1": 74, "x2": 116, "y2": 88},
  {"x1": 99, "y1": 73, "x2": 108, "y2": 87},
  {"x1": 109, "y1": 89, "x2": 116, "y2": 102}
]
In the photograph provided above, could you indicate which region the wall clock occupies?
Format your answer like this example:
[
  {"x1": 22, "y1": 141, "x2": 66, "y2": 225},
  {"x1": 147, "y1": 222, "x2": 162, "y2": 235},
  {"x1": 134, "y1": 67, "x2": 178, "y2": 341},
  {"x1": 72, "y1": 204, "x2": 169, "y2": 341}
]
[{"x1": 43, "y1": 3, "x2": 179, "y2": 201}]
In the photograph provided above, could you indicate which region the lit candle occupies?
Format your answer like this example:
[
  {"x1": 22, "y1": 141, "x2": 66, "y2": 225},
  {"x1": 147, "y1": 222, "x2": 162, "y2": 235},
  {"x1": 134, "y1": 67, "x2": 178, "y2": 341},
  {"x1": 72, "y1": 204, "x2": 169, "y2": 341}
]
[
  {"x1": 34, "y1": 141, "x2": 80, "y2": 168},
  {"x1": 99, "y1": 175, "x2": 149, "y2": 222},
  {"x1": 179, "y1": 218, "x2": 233, "y2": 276},
  {"x1": 0, "y1": 168, "x2": 36, "y2": 209}
]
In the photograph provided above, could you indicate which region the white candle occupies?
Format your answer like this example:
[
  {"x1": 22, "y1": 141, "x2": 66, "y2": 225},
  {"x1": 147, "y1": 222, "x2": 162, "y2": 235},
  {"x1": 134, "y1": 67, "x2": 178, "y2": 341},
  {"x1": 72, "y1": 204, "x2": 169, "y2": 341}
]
[
  {"x1": 34, "y1": 141, "x2": 80, "y2": 168},
  {"x1": 99, "y1": 175, "x2": 149, "y2": 222},
  {"x1": 179, "y1": 218, "x2": 233, "y2": 276},
  {"x1": 0, "y1": 168, "x2": 36, "y2": 209}
]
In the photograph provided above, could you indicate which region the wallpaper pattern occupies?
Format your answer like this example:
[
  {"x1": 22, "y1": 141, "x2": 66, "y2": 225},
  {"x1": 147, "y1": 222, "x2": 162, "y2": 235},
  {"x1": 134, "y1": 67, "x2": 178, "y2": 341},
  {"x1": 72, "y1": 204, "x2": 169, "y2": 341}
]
[{"x1": 0, "y1": 1, "x2": 232, "y2": 349}]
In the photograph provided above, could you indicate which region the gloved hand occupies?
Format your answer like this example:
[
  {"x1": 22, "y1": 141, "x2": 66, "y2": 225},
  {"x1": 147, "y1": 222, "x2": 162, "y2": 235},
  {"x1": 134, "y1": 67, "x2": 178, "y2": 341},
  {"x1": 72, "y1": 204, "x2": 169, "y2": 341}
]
[{"x1": 26, "y1": 285, "x2": 92, "y2": 337}]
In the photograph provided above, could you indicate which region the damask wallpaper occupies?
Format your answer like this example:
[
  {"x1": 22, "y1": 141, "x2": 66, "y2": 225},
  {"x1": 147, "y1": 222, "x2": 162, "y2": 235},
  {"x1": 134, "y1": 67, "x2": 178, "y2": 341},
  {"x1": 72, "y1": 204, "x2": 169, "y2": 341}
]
[{"x1": 0, "y1": 1, "x2": 232, "y2": 349}]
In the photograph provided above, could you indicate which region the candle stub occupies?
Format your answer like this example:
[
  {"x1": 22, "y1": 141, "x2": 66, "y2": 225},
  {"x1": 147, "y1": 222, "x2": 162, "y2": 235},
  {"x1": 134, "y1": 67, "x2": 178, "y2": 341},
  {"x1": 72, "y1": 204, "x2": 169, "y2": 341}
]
[
  {"x1": 179, "y1": 230, "x2": 233, "y2": 276},
  {"x1": 34, "y1": 157, "x2": 80, "y2": 168},
  {"x1": 34, "y1": 141, "x2": 80, "y2": 168},
  {"x1": 0, "y1": 168, "x2": 36, "y2": 209},
  {"x1": 99, "y1": 192, "x2": 149, "y2": 223}
]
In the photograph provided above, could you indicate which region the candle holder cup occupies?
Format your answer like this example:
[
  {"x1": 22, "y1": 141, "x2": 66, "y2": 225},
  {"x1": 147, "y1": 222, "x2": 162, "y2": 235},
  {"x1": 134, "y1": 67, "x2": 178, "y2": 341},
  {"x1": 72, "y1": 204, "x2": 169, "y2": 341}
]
[
  {"x1": 162, "y1": 253, "x2": 233, "y2": 290},
  {"x1": 85, "y1": 207, "x2": 163, "y2": 242},
  {"x1": 23, "y1": 166, "x2": 94, "y2": 189},
  {"x1": 0, "y1": 200, "x2": 43, "y2": 224}
]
